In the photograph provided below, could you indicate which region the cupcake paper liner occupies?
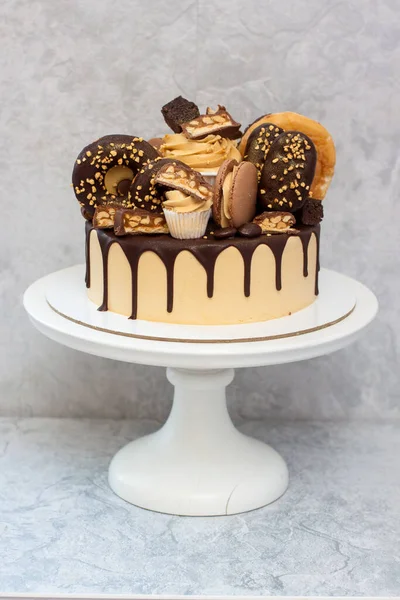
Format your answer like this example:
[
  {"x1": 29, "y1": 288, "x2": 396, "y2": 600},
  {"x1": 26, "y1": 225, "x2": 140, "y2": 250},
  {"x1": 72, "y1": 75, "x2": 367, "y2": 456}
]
[{"x1": 163, "y1": 208, "x2": 211, "y2": 240}]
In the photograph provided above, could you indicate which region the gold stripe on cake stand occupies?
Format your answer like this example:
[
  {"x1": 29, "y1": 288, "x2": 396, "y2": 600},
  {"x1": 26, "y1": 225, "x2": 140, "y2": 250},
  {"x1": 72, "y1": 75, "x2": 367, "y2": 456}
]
[{"x1": 47, "y1": 300, "x2": 356, "y2": 345}]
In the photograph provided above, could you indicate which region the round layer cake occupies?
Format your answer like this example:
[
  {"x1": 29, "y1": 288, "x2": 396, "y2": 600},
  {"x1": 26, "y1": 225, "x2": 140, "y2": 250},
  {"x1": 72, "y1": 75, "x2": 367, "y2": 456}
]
[
  {"x1": 85, "y1": 222, "x2": 320, "y2": 325},
  {"x1": 73, "y1": 99, "x2": 334, "y2": 326}
]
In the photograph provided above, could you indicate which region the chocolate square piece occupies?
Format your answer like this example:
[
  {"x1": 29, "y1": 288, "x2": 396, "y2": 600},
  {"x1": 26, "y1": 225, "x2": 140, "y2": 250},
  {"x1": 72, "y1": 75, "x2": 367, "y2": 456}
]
[{"x1": 161, "y1": 96, "x2": 200, "y2": 133}]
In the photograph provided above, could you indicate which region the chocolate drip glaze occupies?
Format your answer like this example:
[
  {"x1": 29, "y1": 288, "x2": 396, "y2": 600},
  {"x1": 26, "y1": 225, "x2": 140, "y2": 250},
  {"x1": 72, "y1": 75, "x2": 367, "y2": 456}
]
[
  {"x1": 90, "y1": 225, "x2": 115, "y2": 312},
  {"x1": 85, "y1": 224, "x2": 320, "y2": 318},
  {"x1": 299, "y1": 231, "x2": 312, "y2": 278},
  {"x1": 85, "y1": 220, "x2": 91, "y2": 288},
  {"x1": 271, "y1": 235, "x2": 289, "y2": 291},
  {"x1": 314, "y1": 226, "x2": 321, "y2": 295}
]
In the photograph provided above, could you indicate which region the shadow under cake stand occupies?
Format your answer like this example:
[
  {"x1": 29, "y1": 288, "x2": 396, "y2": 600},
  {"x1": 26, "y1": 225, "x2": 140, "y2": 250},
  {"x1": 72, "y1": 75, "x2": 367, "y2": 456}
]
[{"x1": 23, "y1": 265, "x2": 378, "y2": 516}]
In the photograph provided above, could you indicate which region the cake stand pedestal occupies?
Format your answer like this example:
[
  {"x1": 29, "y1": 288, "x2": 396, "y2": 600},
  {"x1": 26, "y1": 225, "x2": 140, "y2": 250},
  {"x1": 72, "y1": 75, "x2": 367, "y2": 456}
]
[{"x1": 23, "y1": 267, "x2": 378, "y2": 516}]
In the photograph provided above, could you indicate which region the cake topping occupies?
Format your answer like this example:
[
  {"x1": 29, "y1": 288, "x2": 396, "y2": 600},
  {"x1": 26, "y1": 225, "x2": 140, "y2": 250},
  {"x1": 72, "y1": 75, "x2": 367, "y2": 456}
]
[
  {"x1": 154, "y1": 162, "x2": 213, "y2": 203},
  {"x1": 163, "y1": 189, "x2": 212, "y2": 213},
  {"x1": 181, "y1": 105, "x2": 241, "y2": 140},
  {"x1": 213, "y1": 227, "x2": 237, "y2": 239},
  {"x1": 114, "y1": 208, "x2": 169, "y2": 236},
  {"x1": 148, "y1": 137, "x2": 164, "y2": 152},
  {"x1": 240, "y1": 112, "x2": 335, "y2": 200},
  {"x1": 159, "y1": 133, "x2": 241, "y2": 171},
  {"x1": 161, "y1": 96, "x2": 200, "y2": 134},
  {"x1": 213, "y1": 159, "x2": 257, "y2": 228},
  {"x1": 253, "y1": 211, "x2": 296, "y2": 233},
  {"x1": 72, "y1": 134, "x2": 159, "y2": 218},
  {"x1": 259, "y1": 131, "x2": 317, "y2": 212},
  {"x1": 237, "y1": 223, "x2": 262, "y2": 238},
  {"x1": 298, "y1": 197, "x2": 324, "y2": 225},
  {"x1": 93, "y1": 204, "x2": 120, "y2": 229},
  {"x1": 243, "y1": 123, "x2": 284, "y2": 180},
  {"x1": 129, "y1": 157, "x2": 185, "y2": 214}
]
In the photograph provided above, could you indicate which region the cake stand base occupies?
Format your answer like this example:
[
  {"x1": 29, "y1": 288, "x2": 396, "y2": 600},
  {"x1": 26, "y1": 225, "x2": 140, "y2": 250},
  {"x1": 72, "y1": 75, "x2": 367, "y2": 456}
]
[
  {"x1": 109, "y1": 367, "x2": 288, "y2": 516},
  {"x1": 24, "y1": 266, "x2": 378, "y2": 516}
]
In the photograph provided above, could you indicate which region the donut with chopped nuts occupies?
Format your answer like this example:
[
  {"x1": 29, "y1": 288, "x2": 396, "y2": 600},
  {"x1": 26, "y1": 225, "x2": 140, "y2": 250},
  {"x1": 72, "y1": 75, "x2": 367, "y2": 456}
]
[
  {"x1": 259, "y1": 131, "x2": 316, "y2": 212},
  {"x1": 72, "y1": 134, "x2": 159, "y2": 218},
  {"x1": 243, "y1": 123, "x2": 283, "y2": 180},
  {"x1": 239, "y1": 112, "x2": 335, "y2": 200},
  {"x1": 129, "y1": 157, "x2": 188, "y2": 213}
]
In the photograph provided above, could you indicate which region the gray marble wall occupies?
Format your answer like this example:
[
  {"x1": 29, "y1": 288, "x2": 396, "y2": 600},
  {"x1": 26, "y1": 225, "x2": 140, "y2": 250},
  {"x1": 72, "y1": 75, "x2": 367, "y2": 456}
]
[{"x1": 1, "y1": 0, "x2": 398, "y2": 420}]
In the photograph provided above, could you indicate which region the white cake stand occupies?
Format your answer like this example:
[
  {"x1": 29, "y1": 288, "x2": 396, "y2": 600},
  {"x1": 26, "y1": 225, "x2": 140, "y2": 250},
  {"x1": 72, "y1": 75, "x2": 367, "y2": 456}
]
[{"x1": 23, "y1": 266, "x2": 378, "y2": 516}]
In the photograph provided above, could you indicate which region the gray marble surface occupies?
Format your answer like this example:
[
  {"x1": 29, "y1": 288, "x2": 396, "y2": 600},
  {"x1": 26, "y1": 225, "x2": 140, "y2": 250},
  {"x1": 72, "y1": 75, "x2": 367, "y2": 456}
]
[
  {"x1": 0, "y1": 418, "x2": 399, "y2": 596},
  {"x1": 1, "y1": 0, "x2": 399, "y2": 420}
]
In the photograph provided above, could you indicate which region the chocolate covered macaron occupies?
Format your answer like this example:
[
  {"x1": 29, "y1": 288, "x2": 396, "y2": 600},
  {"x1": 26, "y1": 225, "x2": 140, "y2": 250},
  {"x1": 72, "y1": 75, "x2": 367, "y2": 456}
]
[{"x1": 213, "y1": 159, "x2": 257, "y2": 228}]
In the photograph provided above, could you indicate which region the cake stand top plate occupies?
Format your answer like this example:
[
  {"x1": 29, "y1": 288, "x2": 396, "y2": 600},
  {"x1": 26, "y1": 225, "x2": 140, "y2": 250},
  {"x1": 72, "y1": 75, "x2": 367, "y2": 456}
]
[{"x1": 23, "y1": 266, "x2": 378, "y2": 369}]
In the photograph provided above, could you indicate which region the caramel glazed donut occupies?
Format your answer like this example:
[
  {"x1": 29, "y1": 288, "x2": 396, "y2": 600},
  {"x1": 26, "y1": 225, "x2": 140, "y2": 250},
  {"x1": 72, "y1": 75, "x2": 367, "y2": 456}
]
[{"x1": 72, "y1": 134, "x2": 159, "y2": 218}]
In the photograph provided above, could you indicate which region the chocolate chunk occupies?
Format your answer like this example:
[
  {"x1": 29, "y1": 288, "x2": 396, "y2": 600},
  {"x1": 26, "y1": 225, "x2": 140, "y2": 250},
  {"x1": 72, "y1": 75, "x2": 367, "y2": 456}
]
[
  {"x1": 155, "y1": 162, "x2": 213, "y2": 203},
  {"x1": 114, "y1": 208, "x2": 169, "y2": 236},
  {"x1": 213, "y1": 227, "x2": 237, "y2": 239},
  {"x1": 237, "y1": 223, "x2": 262, "y2": 238},
  {"x1": 181, "y1": 106, "x2": 241, "y2": 140},
  {"x1": 243, "y1": 123, "x2": 283, "y2": 180},
  {"x1": 259, "y1": 131, "x2": 317, "y2": 212},
  {"x1": 253, "y1": 211, "x2": 296, "y2": 234},
  {"x1": 298, "y1": 197, "x2": 324, "y2": 225},
  {"x1": 161, "y1": 96, "x2": 200, "y2": 133}
]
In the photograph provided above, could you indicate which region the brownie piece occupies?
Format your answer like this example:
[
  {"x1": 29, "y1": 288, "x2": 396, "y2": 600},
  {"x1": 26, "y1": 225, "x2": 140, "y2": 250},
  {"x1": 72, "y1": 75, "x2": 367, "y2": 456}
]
[
  {"x1": 161, "y1": 96, "x2": 200, "y2": 133},
  {"x1": 299, "y1": 197, "x2": 324, "y2": 225}
]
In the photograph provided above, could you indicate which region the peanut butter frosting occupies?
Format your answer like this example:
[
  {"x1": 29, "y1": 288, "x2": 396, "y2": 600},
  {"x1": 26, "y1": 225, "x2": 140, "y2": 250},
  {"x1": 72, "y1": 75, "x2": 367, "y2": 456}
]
[
  {"x1": 163, "y1": 190, "x2": 212, "y2": 213},
  {"x1": 160, "y1": 133, "x2": 242, "y2": 172}
]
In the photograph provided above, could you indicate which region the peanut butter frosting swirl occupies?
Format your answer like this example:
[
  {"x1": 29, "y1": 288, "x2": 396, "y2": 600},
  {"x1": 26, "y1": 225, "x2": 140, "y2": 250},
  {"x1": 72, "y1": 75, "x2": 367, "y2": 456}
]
[
  {"x1": 160, "y1": 133, "x2": 242, "y2": 172},
  {"x1": 163, "y1": 190, "x2": 212, "y2": 213}
]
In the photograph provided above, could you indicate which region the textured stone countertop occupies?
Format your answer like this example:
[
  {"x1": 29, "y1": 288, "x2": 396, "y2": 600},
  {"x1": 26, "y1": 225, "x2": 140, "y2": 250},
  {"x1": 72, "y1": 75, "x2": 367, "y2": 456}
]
[{"x1": 0, "y1": 418, "x2": 399, "y2": 597}]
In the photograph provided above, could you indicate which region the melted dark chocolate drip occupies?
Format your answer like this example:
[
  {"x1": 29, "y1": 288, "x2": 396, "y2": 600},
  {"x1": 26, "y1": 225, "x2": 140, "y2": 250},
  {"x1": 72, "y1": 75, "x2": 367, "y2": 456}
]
[
  {"x1": 299, "y1": 231, "x2": 312, "y2": 278},
  {"x1": 271, "y1": 235, "x2": 289, "y2": 291},
  {"x1": 95, "y1": 230, "x2": 115, "y2": 312},
  {"x1": 85, "y1": 224, "x2": 321, "y2": 318},
  {"x1": 85, "y1": 220, "x2": 91, "y2": 288},
  {"x1": 314, "y1": 226, "x2": 321, "y2": 295}
]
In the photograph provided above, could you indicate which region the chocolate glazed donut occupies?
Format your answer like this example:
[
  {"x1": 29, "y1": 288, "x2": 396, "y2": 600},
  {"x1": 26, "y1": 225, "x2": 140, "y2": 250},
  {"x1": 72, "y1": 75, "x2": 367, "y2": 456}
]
[{"x1": 72, "y1": 134, "x2": 159, "y2": 219}]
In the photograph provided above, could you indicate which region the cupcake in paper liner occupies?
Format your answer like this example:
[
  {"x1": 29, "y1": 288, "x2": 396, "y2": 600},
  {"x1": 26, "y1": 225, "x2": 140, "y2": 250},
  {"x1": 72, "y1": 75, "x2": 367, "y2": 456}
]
[{"x1": 163, "y1": 190, "x2": 212, "y2": 239}]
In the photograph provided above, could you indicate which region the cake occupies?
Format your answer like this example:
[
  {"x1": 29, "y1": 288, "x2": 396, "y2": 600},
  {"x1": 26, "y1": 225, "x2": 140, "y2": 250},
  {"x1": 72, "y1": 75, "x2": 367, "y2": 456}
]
[{"x1": 73, "y1": 97, "x2": 335, "y2": 325}]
